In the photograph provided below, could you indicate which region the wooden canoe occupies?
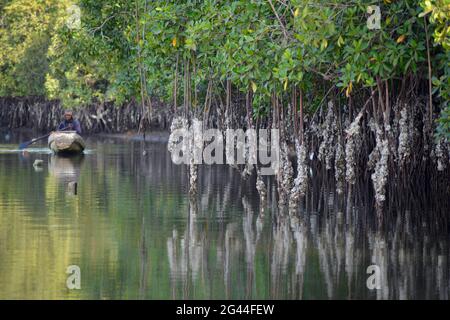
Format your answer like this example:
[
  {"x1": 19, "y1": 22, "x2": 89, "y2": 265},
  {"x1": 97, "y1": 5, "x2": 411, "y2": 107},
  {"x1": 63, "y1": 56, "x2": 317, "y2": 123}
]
[{"x1": 48, "y1": 131, "x2": 85, "y2": 154}]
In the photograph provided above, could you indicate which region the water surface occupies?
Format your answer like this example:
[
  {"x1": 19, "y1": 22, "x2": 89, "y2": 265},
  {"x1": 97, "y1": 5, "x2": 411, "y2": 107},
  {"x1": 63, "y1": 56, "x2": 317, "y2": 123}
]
[{"x1": 0, "y1": 131, "x2": 448, "y2": 299}]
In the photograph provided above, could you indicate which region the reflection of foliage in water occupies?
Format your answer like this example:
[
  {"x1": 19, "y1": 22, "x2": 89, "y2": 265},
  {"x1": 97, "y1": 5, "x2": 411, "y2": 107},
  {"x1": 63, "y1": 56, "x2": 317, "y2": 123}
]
[{"x1": 0, "y1": 139, "x2": 448, "y2": 299}]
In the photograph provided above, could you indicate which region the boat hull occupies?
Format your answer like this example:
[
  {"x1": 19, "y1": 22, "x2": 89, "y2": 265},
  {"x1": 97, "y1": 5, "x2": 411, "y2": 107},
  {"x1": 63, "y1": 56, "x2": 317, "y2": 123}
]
[{"x1": 48, "y1": 132, "x2": 85, "y2": 154}]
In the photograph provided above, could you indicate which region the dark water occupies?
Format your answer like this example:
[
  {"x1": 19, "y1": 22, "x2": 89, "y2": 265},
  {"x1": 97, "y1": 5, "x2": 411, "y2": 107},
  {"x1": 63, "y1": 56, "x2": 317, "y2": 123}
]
[{"x1": 0, "y1": 130, "x2": 448, "y2": 299}]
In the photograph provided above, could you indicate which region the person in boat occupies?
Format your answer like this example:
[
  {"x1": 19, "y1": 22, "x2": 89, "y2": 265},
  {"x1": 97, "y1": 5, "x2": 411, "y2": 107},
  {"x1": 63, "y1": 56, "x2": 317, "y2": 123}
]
[{"x1": 58, "y1": 110, "x2": 82, "y2": 135}]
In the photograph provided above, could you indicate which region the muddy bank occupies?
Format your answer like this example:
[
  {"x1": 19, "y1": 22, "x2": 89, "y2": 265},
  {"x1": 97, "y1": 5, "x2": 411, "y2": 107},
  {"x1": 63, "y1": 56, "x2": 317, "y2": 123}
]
[{"x1": 0, "y1": 97, "x2": 172, "y2": 133}]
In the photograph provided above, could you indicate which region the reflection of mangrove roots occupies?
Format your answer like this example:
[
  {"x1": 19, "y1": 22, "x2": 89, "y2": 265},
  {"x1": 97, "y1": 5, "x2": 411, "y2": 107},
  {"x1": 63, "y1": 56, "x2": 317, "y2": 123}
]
[{"x1": 67, "y1": 181, "x2": 78, "y2": 195}]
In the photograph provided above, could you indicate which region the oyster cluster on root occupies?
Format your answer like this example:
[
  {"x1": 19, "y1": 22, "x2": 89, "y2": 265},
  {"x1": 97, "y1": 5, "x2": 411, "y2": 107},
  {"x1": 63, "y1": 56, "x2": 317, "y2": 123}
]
[
  {"x1": 371, "y1": 138, "x2": 389, "y2": 207},
  {"x1": 334, "y1": 135, "x2": 345, "y2": 195},
  {"x1": 345, "y1": 110, "x2": 364, "y2": 185},
  {"x1": 319, "y1": 101, "x2": 337, "y2": 170},
  {"x1": 168, "y1": 116, "x2": 201, "y2": 195},
  {"x1": 189, "y1": 118, "x2": 203, "y2": 194},
  {"x1": 289, "y1": 139, "x2": 309, "y2": 209},
  {"x1": 241, "y1": 133, "x2": 255, "y2": 179},
  {"x1": 278, "y1": 141, "x2": 294, "y2": 206},
  {"x1": 168, "y1": 116, "x2": 189, "y2": 153},
  {"x1": 256, "y1": 169, "x2": 267, "y2": 205},
  {"x1": 433, "y1": 138, "x2": 449, "y2": 172},
  {"x1": 397, "y1": 106, "x2": 411, "y2": 166},
  {"x1": 189, "y1": 160, "x2": 198, "y2": 194},
  {"x1": 367, "y1": 122, "x2": 383, "y2": 171},
  {"x1": 367, "y1": 120, "x2": 390, "y2": 209}
]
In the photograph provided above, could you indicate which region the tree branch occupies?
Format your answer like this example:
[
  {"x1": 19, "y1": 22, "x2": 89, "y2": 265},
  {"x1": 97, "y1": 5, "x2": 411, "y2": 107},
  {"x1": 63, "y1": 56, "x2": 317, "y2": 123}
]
[{"x1": 267, "y1": 0, "x2": 288, "y2": 40}]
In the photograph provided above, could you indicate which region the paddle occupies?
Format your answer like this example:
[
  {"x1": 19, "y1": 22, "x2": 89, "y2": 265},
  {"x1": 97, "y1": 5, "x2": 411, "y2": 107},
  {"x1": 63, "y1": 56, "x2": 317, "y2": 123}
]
[{"x1": 18, "y1": 126, "x2": 69, "y2": 150}]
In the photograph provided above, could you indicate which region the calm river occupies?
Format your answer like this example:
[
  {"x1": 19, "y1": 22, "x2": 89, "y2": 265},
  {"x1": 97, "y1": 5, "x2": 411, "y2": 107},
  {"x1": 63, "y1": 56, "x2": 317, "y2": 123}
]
[{"x1": 0, "y1": 130, "x2": 448, "y2": 299}]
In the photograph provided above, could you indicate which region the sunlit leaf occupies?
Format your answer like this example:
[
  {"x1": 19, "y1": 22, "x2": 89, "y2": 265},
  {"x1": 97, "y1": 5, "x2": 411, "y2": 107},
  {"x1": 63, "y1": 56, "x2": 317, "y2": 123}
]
[
  {"x1": 345, "y1": 82, "x2": 353, "y2": 97},
  {"x1": 397, "y1": 35, "x2": 406, "y2": 43}
]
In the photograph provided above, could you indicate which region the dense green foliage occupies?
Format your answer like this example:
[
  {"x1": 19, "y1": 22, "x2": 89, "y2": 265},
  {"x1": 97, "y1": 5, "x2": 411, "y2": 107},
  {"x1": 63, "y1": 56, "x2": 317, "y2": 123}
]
[
  {"x1": 0, "y1": 0, "x2": 449, "y2": 136},
  {"x1": 0, "y1": 0, "x2": 67, "y2": 96},
  {"x1": 420, "y1": 0, "x2": 450, "y2": 138}
]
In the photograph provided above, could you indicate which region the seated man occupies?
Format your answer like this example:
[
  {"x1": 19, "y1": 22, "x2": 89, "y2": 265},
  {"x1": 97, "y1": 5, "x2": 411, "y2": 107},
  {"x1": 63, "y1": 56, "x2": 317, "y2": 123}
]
[{"x1": 58, "y1": 110, "x2": 82, "y2": 135}]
